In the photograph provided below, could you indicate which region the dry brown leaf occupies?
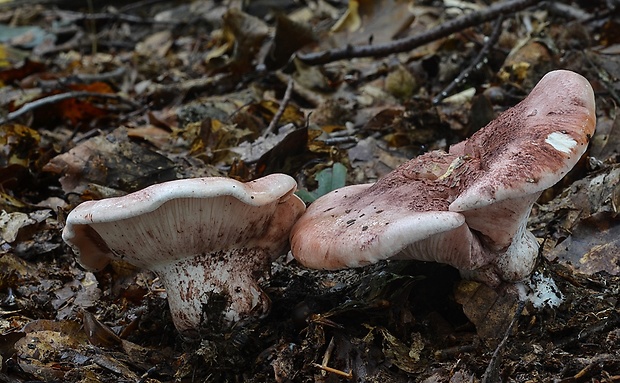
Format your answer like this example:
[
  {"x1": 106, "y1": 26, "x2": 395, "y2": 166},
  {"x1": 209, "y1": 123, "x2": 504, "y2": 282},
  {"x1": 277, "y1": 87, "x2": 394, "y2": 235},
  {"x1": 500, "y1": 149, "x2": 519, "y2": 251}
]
[
  {"x1": 454, "y1": 280, "x2": 520, "y2": 345},
  {"x1": 135, "y1": 30, "x2": 173, "y2": 58},
  {"x1": 0, "y1": 124, "x2": 40, "y2": 168},
  {"x1": 43, "y1": 128, "x2": 177, "y2": 194},
  {"x1": 547, "y1": 212, "x2": 620, "y2": 276},
  {"x1": 330, "y1": 0, "x2": 415, "y2": 47}
]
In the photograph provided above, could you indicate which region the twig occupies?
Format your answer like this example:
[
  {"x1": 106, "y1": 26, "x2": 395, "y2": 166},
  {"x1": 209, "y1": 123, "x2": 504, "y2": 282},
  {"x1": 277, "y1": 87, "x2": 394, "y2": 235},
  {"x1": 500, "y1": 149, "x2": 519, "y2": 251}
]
[
  {"x1": 266, "y1": 77, "x2": 294, "y2": 134},
  {"x1": 311, "y1": 336, "x2": 353, "y2": 379},
  {"x1": 323, "y1": 136, "x2": 357, "y2": 146},
  {"x1": 0, "y1": 91, "x2": 139, "y2": 125},
  {"x1": 543, "y1": 1, "x2": 592, "y2": 21},
  {"x1": 50, "y1": 9, "x2": 179, "y2": 25},
  {"x1": 320, "y1": 337, "x2": 337, "y2": 373},
  {"x1": 297, "y1": 0, "x2": 541, "y2": 66},
  {"x1": 432, "y1": 15, "x2": 504, "y2": 105},
  {"x1": 119, "y1": 0, "x2": 170, "y2": 13},
  {"x1": 37, "y1": 67, "x2": 127, "y2": 87},
  {"x1": 481, "y1": 300, "x2": 525, "y2": 383},
  {"x1": 554, "y1": 310, "x2": 620, "y2": 349},
  {"x1": 145, "y1": 73, "x2": 235, "y2": 100},
  {"x1": 274, "y1": 72, "x2": 323, "y2": 107},
  {"x1": 312, "y1": 363, "x2": 353, "y2": 379}
]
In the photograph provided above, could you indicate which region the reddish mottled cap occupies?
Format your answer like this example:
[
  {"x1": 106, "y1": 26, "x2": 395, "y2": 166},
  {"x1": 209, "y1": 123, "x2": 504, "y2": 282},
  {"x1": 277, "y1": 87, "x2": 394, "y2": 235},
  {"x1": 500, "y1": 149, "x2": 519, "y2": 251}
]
[
  {"x1": 449, "y1": 70, "x2": 596, "y2": 282},
  {"x1": 291, "y1": 70, "x2": 596, "y2": 286},
  {"x1": 290, "y1": 157, "x2": 493, "y2": 273},
  {"x1": 63, "y1": 174, "x2": 306, "y2": 333}
]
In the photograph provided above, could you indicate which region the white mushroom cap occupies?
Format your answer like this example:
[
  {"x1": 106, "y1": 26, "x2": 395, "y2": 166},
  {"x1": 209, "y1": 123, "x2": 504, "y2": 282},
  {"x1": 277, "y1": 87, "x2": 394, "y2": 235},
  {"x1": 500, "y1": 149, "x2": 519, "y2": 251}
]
[
  {"x1": 291, "y1": 70, "x2": 596, "y2": 286},
  {"x1": 63, "y1": 174, "x2": 306, "y2": 333}
]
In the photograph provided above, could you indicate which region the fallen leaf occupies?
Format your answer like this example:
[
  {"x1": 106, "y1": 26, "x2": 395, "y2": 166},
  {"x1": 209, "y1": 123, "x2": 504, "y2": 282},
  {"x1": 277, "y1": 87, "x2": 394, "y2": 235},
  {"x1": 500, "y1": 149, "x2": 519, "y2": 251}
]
[
  {"x1": 329, "y1": 0, "x2": 415, "y2": 47},
  {"x1": 14, "y1": 320, "x2": 89, "y2": 381},
  {"x1": 53, "y1": 273, "x2": 101, "y2": 320},
  {"x1": 0, "y1": 58, "x2": 45, "y2": 83},
  {"x1": 212, "y1": 8, "x2": 270, "y2": 74},
  {"x1": 296, "y1": 162, "x2": 347, "y2": 203},
  {"x1": 362, "y1": 325, "x2": 424, "y2": 374},
  {"x1": 264, "y1": 13, "x2": 316, "y2": 69},
  {"x1": 135, "y1": 30, "x2": 173, "y2": 58},
  {"x1": 0, "y1": 211, "x2": 35, "y2": 243},
  {"x1": 454, "y1": 280, "x2": 520, "y2": 345},
  {"x1": 0, "y1": 123, "x2": 41, "y2": 168},
  {"x1": 547, "y1": 212, "x2": 620, "y2": 276},
  {"x1": 43, "y1": 128, "x2": 177, "y2": 194}
]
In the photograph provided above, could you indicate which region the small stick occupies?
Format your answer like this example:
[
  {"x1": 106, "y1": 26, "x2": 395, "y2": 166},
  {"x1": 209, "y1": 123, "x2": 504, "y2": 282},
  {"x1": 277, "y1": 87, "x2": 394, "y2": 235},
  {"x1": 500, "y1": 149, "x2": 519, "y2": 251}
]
[
  {"x1": 37, "y1": 67, "x2": 127, "y2": 87},
  {"x1": 266, "y1": 77, "x2": 294, "y2": 134},
  {"x1": 321, "y1": 337, "x2": 336, "y2": 367},
  {"x1": 48, "y1": 9, "x2": 179, "y2": 25},
  {"x1": 296, "y1": 0, "x2": 540, "y2": 66},
  {"x1": 312, "y1": 363, "x2": 353, "y2": 379},
  {"x1": 0, "y1": 91, "x2": 139, "y2": 125},
  {"x1": 432, "y1": 15, "x2": 504, "y2": 105},
  {"x1": 481, "y1": 300, "x2": 525, "y2": 383},
  {"x1": 312, "y1": 336, "x2": 353, "y2": 379}
]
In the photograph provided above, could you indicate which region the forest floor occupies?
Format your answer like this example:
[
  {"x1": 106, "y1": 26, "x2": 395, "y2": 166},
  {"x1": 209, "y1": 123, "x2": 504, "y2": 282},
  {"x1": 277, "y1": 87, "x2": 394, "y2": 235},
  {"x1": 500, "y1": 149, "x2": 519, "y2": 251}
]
[{"x1": 1, "y1": 0, "x2": 620, "y2": 382}]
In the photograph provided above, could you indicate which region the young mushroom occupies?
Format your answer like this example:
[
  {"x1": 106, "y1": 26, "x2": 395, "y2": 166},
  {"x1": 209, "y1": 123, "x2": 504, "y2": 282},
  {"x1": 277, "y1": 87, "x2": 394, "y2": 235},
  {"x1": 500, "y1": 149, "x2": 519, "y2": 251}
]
[
  {"x1": 63, "y1": 174, "x2": 306, "y2": 334},
  {"x1": 291, "y1": 70, "x2": 596, "y2": 287}
]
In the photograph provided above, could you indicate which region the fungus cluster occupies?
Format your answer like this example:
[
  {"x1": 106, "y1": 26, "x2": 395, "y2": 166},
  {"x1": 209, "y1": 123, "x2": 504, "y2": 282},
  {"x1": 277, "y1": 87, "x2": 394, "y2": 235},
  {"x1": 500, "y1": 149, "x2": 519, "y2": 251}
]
[
  {"x1": 63, "y1": 174, "x2": 305, "y2": 334},
  {"x1": 290, "y1": 70, "x2": 596, "y2": 287},
  {"x1": 62, "y1": 70, "x2": 595, "y2": 334}
]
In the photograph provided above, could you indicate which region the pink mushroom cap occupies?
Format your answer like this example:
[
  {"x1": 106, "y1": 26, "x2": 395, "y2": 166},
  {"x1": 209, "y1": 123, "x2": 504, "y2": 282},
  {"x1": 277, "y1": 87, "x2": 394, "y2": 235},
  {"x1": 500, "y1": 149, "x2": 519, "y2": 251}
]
[
  {"x1": 291, "y1": 70, "x2": 596, "y2": 286},
  {"x1": 63, "y1": 174, "x2": 306, "y2": 333}
]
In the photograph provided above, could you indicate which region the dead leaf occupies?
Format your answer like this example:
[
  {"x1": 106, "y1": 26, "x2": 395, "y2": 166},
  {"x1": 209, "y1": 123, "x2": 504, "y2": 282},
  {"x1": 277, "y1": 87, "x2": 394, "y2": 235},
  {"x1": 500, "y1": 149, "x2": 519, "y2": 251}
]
[
  {"x1": 81, "y1": 310, "x2": 122, "y2": 348},
  {"x1": 264, "y1": 13, "x2": 316, "y2": 69},
  {"x1": 0, "y1": 252, "x2": 38, "y2": 290},
  {"x1": 25, "y1": 82, "x2": 117, "y2": 127},
  {"x1": 14, "y1": 320, "x2": 89, "y2": 381},
  {"x1": 210, "y1": 8, "x2": 270, "y2": 74},
  {"x1": 186, "y1": 118, "x2": 255, "y2": 164},
  {"x1": 136, "y1": 30, "x2": 173, "y2": 58},
  {"x1": 498, "y1": 40, "x2": 554, "y2": 89},
  {"x1": 362, "y1": 325, "x2": 424, "y2": 374},
  {"x1": 53, "y1": 273, "x2": 101, "y2": 321},
  {"x1": 533, "y1": 165, "x2": 620, "y2": 235},
  {"x1": 0, "y1": 58, "x2": 46, "y2": 84},
  {"x1": 330, "y1": 0, "x2": 415, "y2": 47},
  {"x1": 384, "y1": 65, "x2": 419, "y2": 100},
  {"x1": 0, "y1": 123, "x2": 41, "y2": 168},
  {"x1": 0, "y1": 211, "x2": 35, "y2": 243},
  {"x1": 547, "y1": 212, "x2": 620, "y2": 276},
  {"x1": 590, "y1": 102, "x2": 620, "y2": 162},
  {"x1": 454, "y1": 280, "x2": 520, "y2": 345},
  {"x1": 255, "y1": 126, "x2": 310, "y2": 177},
  {"x1": 43, "y1": 128, "x2": 177, "y2": 194},
  {"x1": 252, "y1": 99, "x2": 306, "y2": 128}
]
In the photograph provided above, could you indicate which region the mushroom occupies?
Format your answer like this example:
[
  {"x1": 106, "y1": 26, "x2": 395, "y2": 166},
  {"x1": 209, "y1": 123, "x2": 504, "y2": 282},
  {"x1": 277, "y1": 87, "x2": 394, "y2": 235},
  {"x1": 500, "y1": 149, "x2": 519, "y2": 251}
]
[
  {"x1": 63, "y1": 174, "x2": 306, "y2": 333},
  {"x1": 291, "y1": 70, "x2": 596, "y2": 286}
]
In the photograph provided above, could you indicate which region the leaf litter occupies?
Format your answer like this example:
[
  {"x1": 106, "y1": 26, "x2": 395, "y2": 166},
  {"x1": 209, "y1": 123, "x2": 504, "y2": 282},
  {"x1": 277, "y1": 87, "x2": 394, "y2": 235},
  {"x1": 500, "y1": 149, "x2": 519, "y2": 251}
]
[{"x1": 0, "y1": 0, "x2": 619, "y2": 382}]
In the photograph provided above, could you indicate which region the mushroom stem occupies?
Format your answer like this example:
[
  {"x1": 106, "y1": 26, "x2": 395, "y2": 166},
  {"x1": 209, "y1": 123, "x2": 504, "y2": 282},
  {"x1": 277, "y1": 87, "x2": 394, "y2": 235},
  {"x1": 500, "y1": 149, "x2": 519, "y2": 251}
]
[{"x1": 152, "y1": 248, "x2": 272, "y2": 333}]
